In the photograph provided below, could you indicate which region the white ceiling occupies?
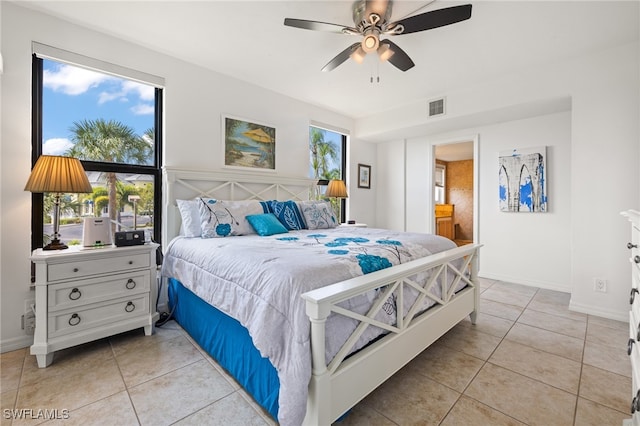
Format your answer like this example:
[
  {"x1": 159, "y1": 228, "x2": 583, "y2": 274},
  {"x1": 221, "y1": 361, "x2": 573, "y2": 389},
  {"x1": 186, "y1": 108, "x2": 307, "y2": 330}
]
[
  {"x1": 16, "y1": 0, "x2": 640, "y2": 121},
  {"x1": 435, "y1": 140, "x2": 474, "y2": 161}
]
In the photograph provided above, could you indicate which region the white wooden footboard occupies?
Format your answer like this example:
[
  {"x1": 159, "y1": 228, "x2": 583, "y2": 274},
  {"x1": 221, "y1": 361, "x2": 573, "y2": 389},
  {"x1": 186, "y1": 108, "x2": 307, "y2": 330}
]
[{"x1": 301, "y1": 243, "x2": 481, "y2": 425}]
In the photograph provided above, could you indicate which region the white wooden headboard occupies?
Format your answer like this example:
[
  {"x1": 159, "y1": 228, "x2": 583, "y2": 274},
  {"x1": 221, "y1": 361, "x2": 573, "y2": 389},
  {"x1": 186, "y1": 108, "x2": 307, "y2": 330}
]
[{"x1": 162, "y1": 167, "x2": 317, "y2": 243}]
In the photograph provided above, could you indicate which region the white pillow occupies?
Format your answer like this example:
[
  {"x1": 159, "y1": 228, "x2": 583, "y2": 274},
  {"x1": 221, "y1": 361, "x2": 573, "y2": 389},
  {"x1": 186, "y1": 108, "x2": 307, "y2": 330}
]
[
  {"x1": 176, "y1": 199, "x2": 202, "y2": 237},
  {"x1": 299, "y1": 200, "x2": 338, "y2": 229},
  {"x1": 198, "y1": 198, "x2": 264, "y2": 238}
]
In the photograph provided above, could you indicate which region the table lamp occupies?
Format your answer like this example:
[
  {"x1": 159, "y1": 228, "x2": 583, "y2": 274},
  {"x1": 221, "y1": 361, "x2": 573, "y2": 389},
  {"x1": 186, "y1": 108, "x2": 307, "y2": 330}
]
[
  {"x1": 24, "y1": 155, "x2": 93, "y2": 250},
  {"x1": 324, "y1": 179, "x2": 348, "y2": 224}
]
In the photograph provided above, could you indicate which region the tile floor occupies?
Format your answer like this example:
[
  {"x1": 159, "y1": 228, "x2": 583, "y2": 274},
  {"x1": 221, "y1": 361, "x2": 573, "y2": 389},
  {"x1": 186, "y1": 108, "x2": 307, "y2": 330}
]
[{"x1": 0, "y1": 278, "x2": 632, "y2": 426}]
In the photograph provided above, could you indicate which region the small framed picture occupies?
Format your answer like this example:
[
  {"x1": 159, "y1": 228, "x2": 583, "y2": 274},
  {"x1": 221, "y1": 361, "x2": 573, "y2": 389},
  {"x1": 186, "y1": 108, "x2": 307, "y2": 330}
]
[{"x1": 358, "y1": 164, "x2": 371, "y2": 189}]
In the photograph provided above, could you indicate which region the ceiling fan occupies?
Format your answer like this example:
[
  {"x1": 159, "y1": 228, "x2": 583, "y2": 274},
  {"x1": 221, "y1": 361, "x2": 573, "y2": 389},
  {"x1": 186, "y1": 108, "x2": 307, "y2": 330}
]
[{"x1": 284, "y1": 0, "x2": 472, "y2": 72}]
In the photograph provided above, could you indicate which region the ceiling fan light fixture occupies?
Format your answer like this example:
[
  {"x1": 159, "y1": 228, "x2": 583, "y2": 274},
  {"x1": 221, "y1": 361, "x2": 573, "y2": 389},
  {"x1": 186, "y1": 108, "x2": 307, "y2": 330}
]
[
  {"x1": 362, "y1": 34, "x2": 379, "y2": 53},
  {"x1": 377, "y1": 43, "x2": 394, "y2": 62},
  {"x1": 284, "y1": 2, "x2": 473, "y2": 73},
  {"x1": 350, "y1": 46, "x2": 367, "y2": 64}
]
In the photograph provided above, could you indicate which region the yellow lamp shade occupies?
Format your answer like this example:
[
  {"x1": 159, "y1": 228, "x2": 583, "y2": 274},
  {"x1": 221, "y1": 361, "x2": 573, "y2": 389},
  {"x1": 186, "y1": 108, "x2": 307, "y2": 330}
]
[{"x1": 24, "y1": 155, "x2": 92, "y2": 194}]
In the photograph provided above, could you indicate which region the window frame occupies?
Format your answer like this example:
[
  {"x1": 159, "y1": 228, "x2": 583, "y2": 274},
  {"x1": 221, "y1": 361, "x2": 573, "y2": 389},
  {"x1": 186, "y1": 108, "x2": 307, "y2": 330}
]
[
  {"x1": 30, "y1": 54, "x2": 163, "y2": 264},
  {"x1": 309, "y1": 125, "x2": 348, "y2": 222}
]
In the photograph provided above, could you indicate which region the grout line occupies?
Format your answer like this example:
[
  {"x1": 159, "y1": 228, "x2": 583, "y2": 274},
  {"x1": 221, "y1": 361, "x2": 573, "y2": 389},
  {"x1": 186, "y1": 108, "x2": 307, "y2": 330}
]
[
  {"x1": 109, "y1": 335, "x2": 142, "y2": 425},
  {"x1": 442, "y1": 287, "x2": 537, "y2": 424}
]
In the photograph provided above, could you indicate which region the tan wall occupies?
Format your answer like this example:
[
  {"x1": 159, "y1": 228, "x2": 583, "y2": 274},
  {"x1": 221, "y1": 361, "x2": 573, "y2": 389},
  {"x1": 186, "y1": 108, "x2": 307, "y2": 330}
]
[{"x1": 446, "y1": 160, "x2": 473, "y2": 241}]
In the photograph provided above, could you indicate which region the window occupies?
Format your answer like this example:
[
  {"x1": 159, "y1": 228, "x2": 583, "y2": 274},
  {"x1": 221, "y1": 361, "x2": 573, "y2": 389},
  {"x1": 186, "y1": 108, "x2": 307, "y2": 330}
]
[
  {"x1": 309, "y1": 125, "x2": 347, "y2": 222},
  {"x1": 31, "y1": 46, "x2": 163, "y2": 258},
  {"x1": 435, "y1": 163, "x2": 446, "y2": 204}
]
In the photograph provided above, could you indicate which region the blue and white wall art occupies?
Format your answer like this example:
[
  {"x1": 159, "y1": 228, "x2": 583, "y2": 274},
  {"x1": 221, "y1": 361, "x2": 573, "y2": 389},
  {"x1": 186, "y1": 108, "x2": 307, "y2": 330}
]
[{"x1": 499, "y1": 146, "x2": 547, "y2": 212}]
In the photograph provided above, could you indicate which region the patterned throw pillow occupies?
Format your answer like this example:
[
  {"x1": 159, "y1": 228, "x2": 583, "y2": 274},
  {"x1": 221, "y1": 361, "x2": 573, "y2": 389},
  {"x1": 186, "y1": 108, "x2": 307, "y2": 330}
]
[
  {"x1": 299, "y1": 201, "x2": 338, "y2": 230},
  {"x1": 267, "y1": 200, "x2": 307, "y2": 230},
  {"x1": 197, "y1": 198, "x2": 263, "y2": 238}
]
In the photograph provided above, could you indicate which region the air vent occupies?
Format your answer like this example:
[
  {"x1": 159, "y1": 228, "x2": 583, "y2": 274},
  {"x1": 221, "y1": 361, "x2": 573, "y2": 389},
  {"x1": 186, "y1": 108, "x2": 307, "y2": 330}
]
[{"x1": 428, "y1": 98, "x2": 446, "y2": 117}]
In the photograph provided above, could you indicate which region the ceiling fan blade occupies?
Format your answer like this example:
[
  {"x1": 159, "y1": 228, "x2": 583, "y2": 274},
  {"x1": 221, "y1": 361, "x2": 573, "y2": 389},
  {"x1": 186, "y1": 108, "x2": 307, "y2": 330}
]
[
  {"x1": 322, "y1": 43, "x2": 361, "y2": 72},
  {"x1": 380, "y1": 39, "x2": 415, "y2": 72},
  {"x1": 284, "y1": 18, "x2": 356, "y2": 34},
  {"x1": 389, "y1": 4, "x2": 472, "y2": 35}
]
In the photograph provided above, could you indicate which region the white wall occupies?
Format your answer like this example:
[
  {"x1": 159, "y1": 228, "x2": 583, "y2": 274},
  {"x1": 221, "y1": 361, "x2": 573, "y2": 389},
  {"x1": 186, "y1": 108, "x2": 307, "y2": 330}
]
[
  {"x1": 375, "y1": 140, "x2": 406, "y2": 231},
  {"x1": 404, "y1": 139, "x2": 432, "y2": 234},
  {"x1": 0, "y1": 3, "x2": 373, "y2": 351},
  {"x1": 472, "y1": 112, "x2": 572, "y2": 291},
  {"x1": 346, "y1": 137, "x2": 377, "y2": 226},
  {"x1": 372, "y1": 42, "x2": 639, "y2": 321}
]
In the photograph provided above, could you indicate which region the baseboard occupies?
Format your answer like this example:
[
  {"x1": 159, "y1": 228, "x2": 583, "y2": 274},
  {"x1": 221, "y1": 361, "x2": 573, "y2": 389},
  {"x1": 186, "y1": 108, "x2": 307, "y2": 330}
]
[
  {"x1": 0, "y1": 334, "x2": 33, "y2": 354},
  {"x1": 480, "y1": 272, "x2": 628, "y2": 321},
  {"x1": 569, "y1": 299, "x2": 627, "y2": 322},
  {"x1": 479, "y1": 272, "x2": 572, "y2": 293}
]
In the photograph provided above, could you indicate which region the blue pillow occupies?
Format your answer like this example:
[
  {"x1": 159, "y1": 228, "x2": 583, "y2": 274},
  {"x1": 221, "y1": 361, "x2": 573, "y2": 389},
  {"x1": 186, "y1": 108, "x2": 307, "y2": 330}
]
[
  {"x1": 246, "y1": 213, "x2": 289, "y2": 236},
  {"x1": 269, "y1": 200, "x2": 306, "y2": 230}
]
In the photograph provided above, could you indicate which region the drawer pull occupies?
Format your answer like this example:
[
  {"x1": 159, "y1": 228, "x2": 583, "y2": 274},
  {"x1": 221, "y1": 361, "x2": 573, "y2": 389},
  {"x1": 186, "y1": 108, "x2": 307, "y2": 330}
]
[
  {"x1": 129, "y1": 260, "x2": 133, "y2": 265},
  {"x1": 634, "y1": 390, "x2": 640, "y2": 413},
  {"x1": 125, "y1": 301, "x2": 136, "y2": 313},
  {"x1": 68, "y1": 313, "x2": 81, "y2": 326},
  {"x1": 73, "y1": 268, "x2": 79, "y2": 273},
  {"x1": 631, "y1": 288, "x2": 639, "y2": 304},
  {"x1": 629, "y1": 338, "x2": 635, "y2": 356},
  {"x1": 125, "y1": 279, "x2": 136, "y2": 290},
  {"x1": 635, "y1": 255, "x2": 640, "y2": 264},
  {"x1": 68, "y1": 288, "x2": 82, "y2": 300},
  {"x1": 629, "y1": 242, "x2": 639, "y2": 250}
]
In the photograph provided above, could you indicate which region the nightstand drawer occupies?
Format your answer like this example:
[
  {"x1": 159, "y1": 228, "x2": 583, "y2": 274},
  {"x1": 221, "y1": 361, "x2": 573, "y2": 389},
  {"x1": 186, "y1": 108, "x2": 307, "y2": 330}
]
[
  {"x1": 48, "y1": 294, "x2": 150, "y2": 338},
  {"x1": 48, "y1": 271, "x2": 150, "y2": 311},
  {"x1": 48, "y1": 252, "x2": 150, "y2": 281}
]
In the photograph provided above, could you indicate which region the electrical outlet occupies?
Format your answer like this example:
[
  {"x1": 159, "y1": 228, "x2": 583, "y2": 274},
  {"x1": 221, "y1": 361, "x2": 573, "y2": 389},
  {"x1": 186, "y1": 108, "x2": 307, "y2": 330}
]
[
  {"x1": 594, "y1": 278, "x2": 608, "y2": 293},
  {"x1": 22, "y1": 311, "x2": 36, "y2": 335},
  {"x1": 22, "y1": 299, "x2": 36, "y2": 335}
]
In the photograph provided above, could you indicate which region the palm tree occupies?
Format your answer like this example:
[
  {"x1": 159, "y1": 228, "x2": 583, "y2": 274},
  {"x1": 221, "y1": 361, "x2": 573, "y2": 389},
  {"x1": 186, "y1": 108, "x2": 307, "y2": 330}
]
[
  {"x1": 309, "y1": 127, "x2": 339, "y2": 179},
  {"x1": 115, "y1": 181, "x2": 141, "y2": 228},
  {"x1": 66, "y1": 119, "x2": 152, "y2": 233}
]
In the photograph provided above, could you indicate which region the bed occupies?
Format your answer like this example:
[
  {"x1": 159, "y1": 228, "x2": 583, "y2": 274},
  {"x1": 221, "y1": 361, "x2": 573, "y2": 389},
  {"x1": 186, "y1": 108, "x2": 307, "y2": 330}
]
[{"x1": 160, "y1": 167, "x2": 481, "y2": 425}]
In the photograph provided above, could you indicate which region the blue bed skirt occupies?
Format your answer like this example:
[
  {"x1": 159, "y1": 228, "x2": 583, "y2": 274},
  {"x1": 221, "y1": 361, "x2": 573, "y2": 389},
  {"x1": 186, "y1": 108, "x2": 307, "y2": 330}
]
[{"x1": 167, "y1": 278, "x2": 280, "y2": 420}]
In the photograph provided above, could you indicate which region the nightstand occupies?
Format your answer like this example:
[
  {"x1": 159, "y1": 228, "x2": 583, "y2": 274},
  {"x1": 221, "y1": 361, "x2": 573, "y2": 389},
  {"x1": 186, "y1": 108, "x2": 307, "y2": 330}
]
[
  {"x1": 30, "y1": 243, "x2": 160, "y2": 368},
  {"x1": 340, "y1": 223, "x2": 367, "y2": 228}
]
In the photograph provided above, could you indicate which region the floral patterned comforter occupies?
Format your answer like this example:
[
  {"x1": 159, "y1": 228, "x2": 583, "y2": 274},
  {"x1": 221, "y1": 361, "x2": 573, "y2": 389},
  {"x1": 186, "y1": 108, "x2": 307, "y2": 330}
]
[{"x1": 162, "y1": 227, "x2": 457, "y2": 426}]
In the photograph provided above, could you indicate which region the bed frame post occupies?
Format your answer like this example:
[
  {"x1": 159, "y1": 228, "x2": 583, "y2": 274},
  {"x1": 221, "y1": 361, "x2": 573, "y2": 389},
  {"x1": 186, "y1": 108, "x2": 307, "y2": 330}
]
[
  {"x1": 304, "y1": 299, "x2": 332, "y2": 425},
  {"x1": 162, "y1": 168, "x2": 177, "y2": 246},
  {"x1": 469, "y1": 249, "x2": 480, "y2": 324}
]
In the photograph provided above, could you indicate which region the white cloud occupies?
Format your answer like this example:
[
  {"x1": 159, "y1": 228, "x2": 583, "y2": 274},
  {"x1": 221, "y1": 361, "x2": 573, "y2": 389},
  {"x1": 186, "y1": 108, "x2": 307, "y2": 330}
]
[
  {"x1": 97, "y1": 80, "x2": 154, "y2": 106},
  {"x1": 98, "y1": 90, "x2": 128, "y2": 105},
  {"x1": 131, "y1": 103, "x2": 155, "y2": 115},
  {"x1": 123, "y1": 80, "x2": 155, "y2": 101},
  {"x1": 43, "y1": 138, "x2": 74, "y2": 155},
  {"x1": 44, "y1": 64, "x2": 115, "y2": 95},
  {"x1": 44, "y1": 63, "x2": 155, "y2": 110}
]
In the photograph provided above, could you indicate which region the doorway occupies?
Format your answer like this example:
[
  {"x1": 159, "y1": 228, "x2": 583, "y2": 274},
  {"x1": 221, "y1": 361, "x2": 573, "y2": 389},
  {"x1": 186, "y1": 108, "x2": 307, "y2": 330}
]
[{"x1": 433, "y1": 137, "x2": 478, "y2": 245}]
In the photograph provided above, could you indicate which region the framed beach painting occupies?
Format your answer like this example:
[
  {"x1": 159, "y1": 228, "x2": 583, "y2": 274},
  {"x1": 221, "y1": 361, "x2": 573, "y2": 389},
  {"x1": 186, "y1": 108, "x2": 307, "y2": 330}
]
[{"x1": 223, "y1": 115, "x2": 276, "y2": 170}]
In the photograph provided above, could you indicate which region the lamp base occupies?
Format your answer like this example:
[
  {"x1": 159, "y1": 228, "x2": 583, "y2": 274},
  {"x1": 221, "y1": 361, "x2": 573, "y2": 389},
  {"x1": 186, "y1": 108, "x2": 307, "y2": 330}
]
[{"x1": 43, "y1": 239, "x2": 68, "y2": 251}]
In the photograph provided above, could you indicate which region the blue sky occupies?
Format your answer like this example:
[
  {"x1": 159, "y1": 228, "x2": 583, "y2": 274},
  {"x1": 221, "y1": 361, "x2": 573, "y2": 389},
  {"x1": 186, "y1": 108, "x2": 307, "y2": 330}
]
[
  {"x1": 309, "y1": 127, "x2": 343, "y2": 178},
  {"x1": 42, "y1": 59, "x2": 155, "y2": 155}
]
